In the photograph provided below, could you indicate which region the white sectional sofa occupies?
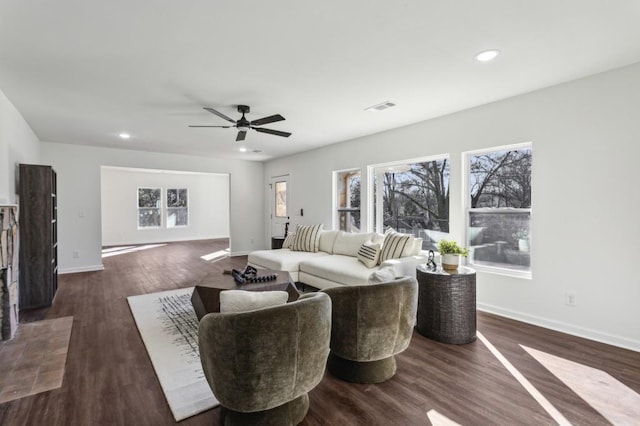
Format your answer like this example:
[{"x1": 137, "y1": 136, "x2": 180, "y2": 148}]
[{"x1": 248, "y1": 229, "x2": 428, "y2": 290}]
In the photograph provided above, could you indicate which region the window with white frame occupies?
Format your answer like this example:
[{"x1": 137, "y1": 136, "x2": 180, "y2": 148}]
[
  {"x1": 137, "y1": 188, "x2": 162, "y2": 228},
  {"x1": 335, "y1": 169, "x2": 361, "y2": 232},
  {"x1": 166, "y1": 188, "x2": 189, "y2": 228},
  {"x1": 370, "y1": 156, "x2": 450, "y2": 250},
  {"x1": 465, "y1": 143, "x2": 532, "y2": 276}
]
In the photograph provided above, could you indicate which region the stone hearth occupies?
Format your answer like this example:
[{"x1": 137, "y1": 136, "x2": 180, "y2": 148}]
[{"x1": 0, "y1": 204, "x2": 19, "y2": 340}]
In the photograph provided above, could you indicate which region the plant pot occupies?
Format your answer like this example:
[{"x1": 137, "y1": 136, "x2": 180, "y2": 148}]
[
  {"x1": 518, "y1": 238, "x2": 530, "y2": 252},
  {"x1": 441, "y1": 253, "x2": 460, "y2": 271}
]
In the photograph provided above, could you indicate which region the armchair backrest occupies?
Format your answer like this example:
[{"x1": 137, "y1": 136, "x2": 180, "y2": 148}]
[
  {"x1": 198, "y1": 291, "x2": 331, "y2": 413},
  {"x1": 323, "y1": 277, "x2": 418, "y2": 362}
]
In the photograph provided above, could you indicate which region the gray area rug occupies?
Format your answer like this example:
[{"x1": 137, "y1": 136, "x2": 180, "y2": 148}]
[{"x1": 127, "y1": 287, "x2": 218, "y2": 421}]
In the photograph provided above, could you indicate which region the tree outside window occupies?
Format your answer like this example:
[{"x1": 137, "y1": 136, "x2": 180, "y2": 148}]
[
  {"x1": 138, "y1": 188, "x2": 162, "y2": 228},
  {"x1": 466, "y1": 144, "x2": 532, "y2": 275},
  {"x1": 167, "y1": 188, "x2": 188, "y2": 227},
  {"x1": 372, "y1": 157, "x2": 450, "y2": 250}
]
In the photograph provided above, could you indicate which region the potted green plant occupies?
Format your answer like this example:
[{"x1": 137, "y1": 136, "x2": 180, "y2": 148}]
[
  {"x1": 513, "y1": 229, "x2": 529, "y2": 252},
  {"x1": 437, "y1": 239, "x2": 469, "y2": 271}
]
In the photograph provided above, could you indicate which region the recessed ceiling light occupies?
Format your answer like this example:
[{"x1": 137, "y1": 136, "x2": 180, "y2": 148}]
[
  {"x1": 365, "y1": 101, "x2": 396, "y2": 112},
  {"x1": 475, "y1": 49, "x2": 500, "y2": 62},
  {"x1": 239, "y1": 147, "x2": 247, "y2": 152},
  {"x1": 118, "y1": 132, "x2": 131, "y2": 139}
]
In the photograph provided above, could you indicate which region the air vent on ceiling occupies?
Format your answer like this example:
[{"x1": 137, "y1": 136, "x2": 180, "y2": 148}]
[{"x1": 365, "y1": 101, "x2": 396, "y2": 112}]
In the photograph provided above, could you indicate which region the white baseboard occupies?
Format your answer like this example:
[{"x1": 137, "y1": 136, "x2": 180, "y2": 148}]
[
  {"x1": 59, "y1": 264, "x2": 104, "y2": 274},
  {"x1": 478, "y1": 303, "x2": 640, "y2": 353},
  {"x1": 230, "y1": 251, "x2": 250, "y2": 257}
]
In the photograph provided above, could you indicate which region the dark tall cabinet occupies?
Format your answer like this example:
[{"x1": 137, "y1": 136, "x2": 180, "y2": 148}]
[{"x1": 19, "y1": 164, "x2": 58, "y2": 309}]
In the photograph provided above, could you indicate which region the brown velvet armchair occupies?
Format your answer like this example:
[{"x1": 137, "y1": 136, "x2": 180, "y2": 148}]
[
  {"x1": 322, "y1": 277, "x2": 418, "y2": 383},
  {"x1": 198, "y1": 291, "x2": 331, "y2": 426}
]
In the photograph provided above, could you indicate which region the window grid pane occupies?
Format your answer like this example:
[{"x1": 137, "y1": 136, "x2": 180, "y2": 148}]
[
  {"x1": 275, "y1": 181, "x2": 287, "y2": 218},
  {"x1": 374, "y1": 159, "x2": 450, "y2": 251},
  {"x1": 138, "y1": 188, "x2": 162, "y2": 228},
  {"x1": 467, "y1": 145, "x2": 532, "y2": 274},
  {"x1": 167, "y1": 188, "x2": 188, "y2": 228},
  {"x1": 336, "y1": 170, "x2": 361, "y2": 232}
]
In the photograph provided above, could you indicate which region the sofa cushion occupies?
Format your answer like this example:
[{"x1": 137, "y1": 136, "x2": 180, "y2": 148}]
[
  {"x1": 299, "y1": 255, "x2": 375, "y2": 286},
  {"x1": 379, "y1": 231, "x2": 412, "y2": 263},
  {"x1": 332, "y1": 232, "x2": 375, "y2": 257},
  {"x1": 291, "y1": 224, "x2": 323, "y2": 252},
  {"x1": 356, "y1": 241, "x2": 381, "y2": 268},
  {"x1": 248, "y1": 249, "x2": 329, "y2": 273},
  {"x1": 220, "y1": 290, "x2": 288, "y2": 313},
  {"x1": 318, "y1": 230, "x2": 340, "y2": 254}
]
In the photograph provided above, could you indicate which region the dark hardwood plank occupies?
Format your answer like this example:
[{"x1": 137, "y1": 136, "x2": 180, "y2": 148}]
[{"x1": 2, "y1": 239, "x2": 639, "y2": 426}]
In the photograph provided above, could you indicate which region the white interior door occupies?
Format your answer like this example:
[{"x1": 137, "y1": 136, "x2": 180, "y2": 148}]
[{"x1": 270, "y1": 175, "x2": 290, "y2": 237}]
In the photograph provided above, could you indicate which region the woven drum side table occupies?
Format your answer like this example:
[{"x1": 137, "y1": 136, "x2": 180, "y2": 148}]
[{"x1": 415, "y1": 265, "x2": 477, "y2": 344}]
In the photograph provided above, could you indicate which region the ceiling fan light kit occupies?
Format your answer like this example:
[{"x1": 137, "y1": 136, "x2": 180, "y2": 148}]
[{"x1": 189, "y1": 105, "x2": 291, "y2": 142}]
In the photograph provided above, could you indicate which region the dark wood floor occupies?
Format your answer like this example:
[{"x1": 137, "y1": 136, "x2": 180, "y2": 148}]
[{"x1": 1, "y1": 239, "x2": 639, "y2": 425}]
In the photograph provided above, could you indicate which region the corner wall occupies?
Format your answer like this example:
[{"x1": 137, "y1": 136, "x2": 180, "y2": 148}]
[
  {"x1": 101, "y1": 167, "x2": 230, "y2": 246},
  {"x1": 41, "y1": 143, "x2": 264, "y2": 273},
  {"x1": 264, "y1": 62, "x2": 640, "y2": 351}
]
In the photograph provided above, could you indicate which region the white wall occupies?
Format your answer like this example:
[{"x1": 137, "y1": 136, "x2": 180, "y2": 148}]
[
  {"x1": 101, "y1": 167, "x2": 230, "y2": 246},
  {"x1": 0, "y1": 88, "x2": 40, "y2": 203},
  {"x1": 264, "y1": 62, "x2": 640, "y2": 351},
  {"x1": 41, "y1": 143, "x2": 264, "y2": 273}
]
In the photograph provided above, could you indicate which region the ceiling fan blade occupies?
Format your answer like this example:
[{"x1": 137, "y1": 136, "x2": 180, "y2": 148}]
[
  {"x1": 236, "y1": 130, "x2": 247, "y2": 142},
  {"x1": 250, "y1": 114, "x2": 285, "y2": 126},
  {"x1": 254, "y1": 127, "x2": 292, "y2": 138},
  {"x1": 203, "y1": 107, "x2": 236, "y2": 123},
  {"x1": 188, "y1": 125, "x2": 232, "y2": 128}
]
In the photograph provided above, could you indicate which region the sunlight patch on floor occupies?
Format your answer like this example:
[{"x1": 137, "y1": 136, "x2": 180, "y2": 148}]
[
  {"x1": 101, "y1": 244, "x2": 167, "y2": 258},
  {"x1": 522, "y1": 345, "x2": 640, "y2": 425},
  {"x1": 477, "y1": 331, "x2": 572, "y2": 425},
  {"x1": 200, "y1": 249, "x2": 230, "y2": 262},
  {"x1": 426, "y1": 409, "x2": 462, "y2": 426}
]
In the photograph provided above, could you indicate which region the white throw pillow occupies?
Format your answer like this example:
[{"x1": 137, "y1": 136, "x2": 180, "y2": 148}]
[
  {"x1": 356, "y1": 241, "x2": 381, "y2": 268},
  {"x1": 318, "y1": 230, "x2": 340, "y2": 254},
  {"x1": 282, "y1": 233, "x2": 296, "y2": 249},
  {"x1": 368, "y1": 265, "x2": 398, "y2": 284},
  {"x1": 219, "y1": 290, "x2": 289, "y2": 313},
  {"x1": 379, "y1": 231, "x2": 412, "y2": 263},
  {"x1": 408, "y1": 237, "x2": 423, "y2": 256},
  {"x1": 291, "y1": 224, "x2": 323, "y2": 252},
  {"x1": 332, "y1": 231, "x2": 375, "y2": 257}
]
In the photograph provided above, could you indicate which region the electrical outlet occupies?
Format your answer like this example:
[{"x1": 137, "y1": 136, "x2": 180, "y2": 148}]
[
  {"x1": 72, "y1": 251, "x2": 80, "y2": 259},
  {"x1": 565, "y1": 292, "x2": 576, "y2": 307}
]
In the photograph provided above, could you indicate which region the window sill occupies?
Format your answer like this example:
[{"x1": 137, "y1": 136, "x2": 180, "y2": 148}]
[{"x1": 468, "y1": 262, "x2": 532, "y2": 280}]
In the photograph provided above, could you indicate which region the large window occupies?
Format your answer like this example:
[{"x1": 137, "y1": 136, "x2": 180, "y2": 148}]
[
  {"x1": 335, "y1": 169, "x2": 361, "y2": 232},
  {"x1": 465, "y1": 143, "x2": 532, "y2": 276},
  {"x1": 166, "y1": 188, "x2": 188, "y2": 228},
  {"x1": 370, "y1": 156, "x2": 450, "y2": 250},
  {"x1": 137, "y1": 188, "x2": 162, "y2": 228}
]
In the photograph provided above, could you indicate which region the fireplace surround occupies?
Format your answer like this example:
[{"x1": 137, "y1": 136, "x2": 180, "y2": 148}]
[{"x1": 0, "y1": 204, "x2": 19, "y2": 340}]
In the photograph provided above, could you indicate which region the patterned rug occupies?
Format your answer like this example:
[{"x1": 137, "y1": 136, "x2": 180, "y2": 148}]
[{"x1": 127, "y1": 288, "x2": 218, "y2": 421}]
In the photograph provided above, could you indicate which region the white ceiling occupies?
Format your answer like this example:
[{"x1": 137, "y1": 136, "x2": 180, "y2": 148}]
[{"x1": 1, "y1": 1, "x2": 640, "y2": 161}]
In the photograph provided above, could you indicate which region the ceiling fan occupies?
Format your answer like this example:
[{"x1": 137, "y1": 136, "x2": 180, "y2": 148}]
[{"x1": 189, "y1": 105, "x2": 292, "y2": 142}]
